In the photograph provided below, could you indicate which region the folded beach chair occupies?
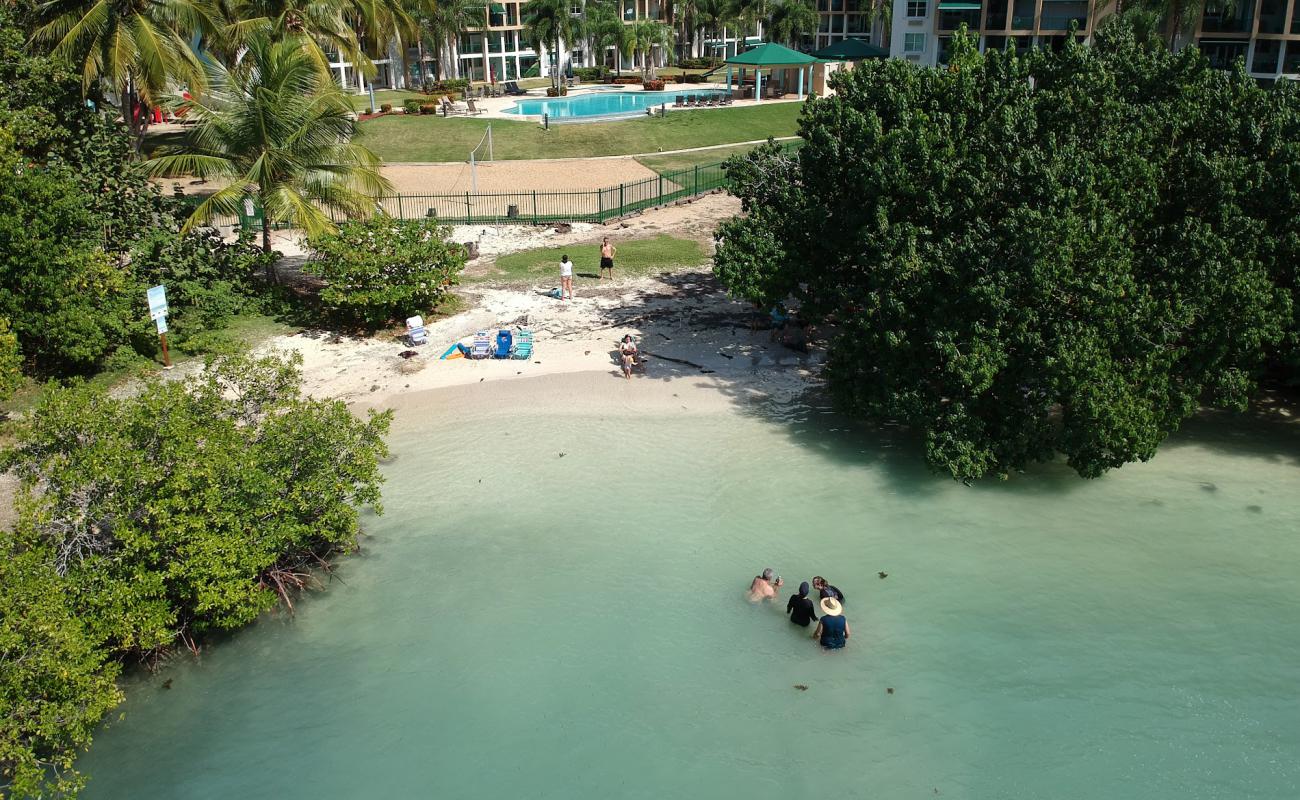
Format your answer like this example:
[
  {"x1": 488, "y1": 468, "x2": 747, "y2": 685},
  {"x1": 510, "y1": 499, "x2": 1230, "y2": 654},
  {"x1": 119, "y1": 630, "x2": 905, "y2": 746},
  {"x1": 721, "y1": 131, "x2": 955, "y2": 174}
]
[
  {"x1": 493, "y1": 329, "x2": 513, "y2": 358},
  {"x1": 512, "y1": 329, "x2": 534, "y2": 360},
  {"x1": 471, "y1": 330, "x2": 492, "y2": 359},
  {"x1": 467, "y1": 98, "x2": 484, "y2": 115},
  {"x1": 674, "y1": 95, "x2": 684, "y2": 107},
  {"x1": 405, "y1": 315, "x2": 428, "y2": 346}
]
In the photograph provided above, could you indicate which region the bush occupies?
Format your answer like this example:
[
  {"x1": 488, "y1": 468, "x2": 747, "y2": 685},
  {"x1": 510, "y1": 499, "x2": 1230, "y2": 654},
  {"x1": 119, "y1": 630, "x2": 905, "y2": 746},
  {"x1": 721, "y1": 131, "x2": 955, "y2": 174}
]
[
  {"x1": 403, "y1": 98, "x2": 421, "y2": 114},
  {"x1": 683, "y1": 73, "x2": 706, "y2": 84},
  {"x1": 420, "y1": 78, "x2": 469, "y2": 95},
  {"x1": 643, "y1": 79, "x2": 665, "y2": 91},
  {"x1": 613, "y1": 76, "x2": 642, "y2": 85},
  {"x1": 419, "y1": 102, "x2": 438, "y2": 114},
  {"x1": 305, "y1": 216, "x2": 467, "y2": 326},
  {"x1": 546, "y1": 85, "x2": 569, "y2": 97},
  {"x1": 678, "y1": 57, "x2": 721, "y2": 69},
  {"x1": 2, "y1": 352, "x2": 390, "y2": 795},
  {"x1": 380, "y1": 102, "x2": 393, "y2": 112},
  {"x1": 574, "y1": 66, "x2": 605, "y2": 82},
  {"x1": 364, "y1": 106, "x2": 373, "y2": 115}
]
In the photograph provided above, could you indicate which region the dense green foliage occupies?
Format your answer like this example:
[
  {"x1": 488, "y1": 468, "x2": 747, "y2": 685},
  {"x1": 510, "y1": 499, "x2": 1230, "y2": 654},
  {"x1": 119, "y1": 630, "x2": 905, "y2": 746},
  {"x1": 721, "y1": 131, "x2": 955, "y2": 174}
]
[
  {"x1": 306, "y1": 216, "x2": 467, "y2": 325},
  {"x1": 716, "y1": 25, "x2": 1300, "y2": 480},
  {"x1": 0, "y1": 354, "x2": 391, "y2": 796},
  {"x1": 0, "y1": 320, "x2": 19, "y2": 401}
]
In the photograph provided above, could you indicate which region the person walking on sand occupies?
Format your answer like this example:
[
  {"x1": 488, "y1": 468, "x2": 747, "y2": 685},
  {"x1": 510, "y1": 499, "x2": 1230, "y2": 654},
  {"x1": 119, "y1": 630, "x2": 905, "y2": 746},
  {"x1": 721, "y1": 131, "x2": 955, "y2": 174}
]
[
  {"x1": 748, "y1": 568, "x2": 783, "y2": 602},
  {"x1": 559, "y1": 254, "x2": 574, "y2": 300},
  {"x1": 786, "y1": 581, "x2": 818, "y2": 628},
  {"x1": 811, "y1": 596, "x2": 850, "y2": 649},
  {"x1": 599, "y1": 238, "x2": 616, "y2": 280}
]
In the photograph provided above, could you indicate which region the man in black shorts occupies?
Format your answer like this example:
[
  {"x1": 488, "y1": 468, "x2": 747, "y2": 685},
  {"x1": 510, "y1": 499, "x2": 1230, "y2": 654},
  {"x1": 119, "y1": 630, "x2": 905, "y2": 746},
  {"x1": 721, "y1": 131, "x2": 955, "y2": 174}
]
[{"x1": 599, "y1": 237, "x2": 616, "y2": 280}]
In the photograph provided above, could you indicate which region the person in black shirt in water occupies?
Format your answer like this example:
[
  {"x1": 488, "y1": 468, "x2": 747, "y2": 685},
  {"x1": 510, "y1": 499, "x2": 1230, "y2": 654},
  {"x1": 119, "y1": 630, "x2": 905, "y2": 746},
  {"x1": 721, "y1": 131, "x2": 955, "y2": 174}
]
[
  {"x1": 812, "y1": 575, "x2": 846, "y2": 604},
  {"x1": 786, "y1": 581, "x2": 818, "y2": 627}
]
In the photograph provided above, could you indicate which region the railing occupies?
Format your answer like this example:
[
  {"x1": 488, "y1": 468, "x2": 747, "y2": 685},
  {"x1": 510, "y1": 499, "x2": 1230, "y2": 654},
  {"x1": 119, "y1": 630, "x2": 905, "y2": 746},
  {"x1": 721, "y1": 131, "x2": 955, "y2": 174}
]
[{"x1": 191, "y1": 141, "x2": 800, "y2": 231}]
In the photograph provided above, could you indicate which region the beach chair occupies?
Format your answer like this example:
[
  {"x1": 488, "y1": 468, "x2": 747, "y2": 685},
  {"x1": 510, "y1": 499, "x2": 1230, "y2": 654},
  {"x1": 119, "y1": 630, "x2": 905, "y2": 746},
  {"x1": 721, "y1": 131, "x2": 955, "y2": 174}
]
[
  {"x1": 405, "y1": 315, "x2": 428, "y2": 346},
  {"x1": 466, "y1": 98, "x2": 484, "y2": 115},
  {"x1": 704, "y1": 94, "x2": 718, "y2": 107},
  {"x1": 674, "y1": 95, "x2": 684, "y2": 107},
  {"x1": 512, "y1": 329, "x2": 534, "y2": 360},
  {"x1": 505, "y1": 81, "x2": 527, "y2": 96},
  {"x1": 722, "y1": 92, "x2": 733, "y2": 105},
  {"x1": 470, "y1": 330, "x2": 492, "y2": 359},
  {"x1": 683, "y1": 94, "x2": 694, "y2": 107},
  {"x1": 493, "y1": 329, "x2": 513, "y2": 359}
]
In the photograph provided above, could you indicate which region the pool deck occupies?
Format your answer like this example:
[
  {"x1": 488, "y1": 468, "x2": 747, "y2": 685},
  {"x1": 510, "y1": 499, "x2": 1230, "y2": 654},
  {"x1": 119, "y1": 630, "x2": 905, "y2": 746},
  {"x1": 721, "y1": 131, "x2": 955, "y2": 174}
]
[{"x1": 432, "y1": 82, "x2": 806, "y2": 122}]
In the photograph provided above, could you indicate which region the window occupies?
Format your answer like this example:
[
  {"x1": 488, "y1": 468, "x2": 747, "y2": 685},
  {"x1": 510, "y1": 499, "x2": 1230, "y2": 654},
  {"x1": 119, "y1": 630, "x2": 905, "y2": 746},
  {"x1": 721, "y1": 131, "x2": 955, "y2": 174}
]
[
  {"x1": 907, "y1": 0, "x2": 927, "y2": 17},
  {"x1": 904, "y1": 32, "x2": 926, "y2": 52}
]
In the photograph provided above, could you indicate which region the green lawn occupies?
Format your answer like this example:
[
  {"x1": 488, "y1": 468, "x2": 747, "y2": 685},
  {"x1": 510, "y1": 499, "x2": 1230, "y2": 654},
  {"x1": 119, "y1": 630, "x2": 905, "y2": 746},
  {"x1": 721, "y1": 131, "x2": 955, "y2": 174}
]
[
  {"x1": 357, "y1": 102, "x2": 802, "y2": 162},
  {"x1": 346, "y1": 89, "x2": 427, "y2": 112},
  {"x1": 634, "y1": 139, "x2": 801, "y2": 176},
  {"x1": 476, "y1": 235, "x2": 707, "y2": 284}
]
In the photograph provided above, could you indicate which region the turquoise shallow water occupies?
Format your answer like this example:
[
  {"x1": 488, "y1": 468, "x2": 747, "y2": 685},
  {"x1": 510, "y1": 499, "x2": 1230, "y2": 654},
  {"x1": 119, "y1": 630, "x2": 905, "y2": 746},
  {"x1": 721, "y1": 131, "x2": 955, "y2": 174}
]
[{"x1": 78, "y1": 383, "x2": 1300, "y2": 798}]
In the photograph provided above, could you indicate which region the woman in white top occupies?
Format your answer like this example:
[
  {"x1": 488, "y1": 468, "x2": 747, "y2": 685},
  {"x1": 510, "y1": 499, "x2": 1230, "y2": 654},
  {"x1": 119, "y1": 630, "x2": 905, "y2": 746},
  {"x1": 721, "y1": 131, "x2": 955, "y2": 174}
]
[{"x1": 559, "y1": 254, "x2": 573, "y2": 300}]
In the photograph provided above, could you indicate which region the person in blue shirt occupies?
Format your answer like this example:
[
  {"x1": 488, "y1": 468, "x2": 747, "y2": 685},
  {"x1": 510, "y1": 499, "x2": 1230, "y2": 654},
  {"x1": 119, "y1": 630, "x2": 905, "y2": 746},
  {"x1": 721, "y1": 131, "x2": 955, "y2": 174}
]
[{"x1": 812, "y1": 596, "x2": 850, "y2": 649}]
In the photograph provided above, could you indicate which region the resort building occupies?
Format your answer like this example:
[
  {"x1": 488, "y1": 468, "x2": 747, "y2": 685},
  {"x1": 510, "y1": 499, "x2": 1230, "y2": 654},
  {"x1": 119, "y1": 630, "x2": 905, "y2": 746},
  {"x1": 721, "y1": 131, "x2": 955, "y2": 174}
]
[
  {"x1": 813, "y1": 0, "x2": 890, "y2": 54},
  {"x1": 886, "y1": 0, "x2": 1300, "y2": 79}
]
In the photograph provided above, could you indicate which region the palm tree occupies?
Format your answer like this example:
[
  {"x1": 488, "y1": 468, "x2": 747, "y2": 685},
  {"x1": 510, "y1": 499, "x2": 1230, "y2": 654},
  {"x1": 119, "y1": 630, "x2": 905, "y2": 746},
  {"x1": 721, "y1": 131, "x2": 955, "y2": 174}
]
[
  {"x1": 144, "y1": 34, "x2": 392, "y2": 254},
  {"x1": 693, "y1": 0, "x2": 732, "y2": 60},
  {"x1": 628, "y1": 19, "x2": 672, "y2": 80},
  {"x1": 728, "y1": 0, "x2": 767, "y2": 47},
  {"x1": 412, "y1": 0, "x2": 484, "y2": 80},
  {"x1": 1114, "y1": 0, "x2": 1231, "y2": 48},
  {"x1": 30, "y1": 0, "x2": 217, "y2": 148},
  {"x1": 764, "y1": 0, "x2": 816, "y2": 48},
  {"x1": 586, "y1": 0, "x2": 627, "y2": 75},
  {"x1": 522, "y1": 0, "x2": 577, "y2": 90},
  {"x1": 223, "y1": 0, "x2": 368, "y2": 79}
]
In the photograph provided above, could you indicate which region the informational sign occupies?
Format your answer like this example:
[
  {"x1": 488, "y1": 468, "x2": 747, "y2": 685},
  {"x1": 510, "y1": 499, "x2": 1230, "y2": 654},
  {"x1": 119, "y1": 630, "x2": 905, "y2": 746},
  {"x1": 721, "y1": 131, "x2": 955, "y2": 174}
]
[
  {"x1": 147, "y1": 285, "x2": 168, "y2": 321},
  {"x1": 155, "y1": 316, "x2": 168, "y2": 334}
]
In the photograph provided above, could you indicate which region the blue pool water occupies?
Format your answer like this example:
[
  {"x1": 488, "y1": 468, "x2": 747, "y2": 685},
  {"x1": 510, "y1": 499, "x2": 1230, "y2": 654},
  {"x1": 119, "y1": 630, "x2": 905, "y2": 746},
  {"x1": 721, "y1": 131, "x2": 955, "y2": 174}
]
[{"x1": 505, "y1": 90, "x2": 725, "y2": 119}]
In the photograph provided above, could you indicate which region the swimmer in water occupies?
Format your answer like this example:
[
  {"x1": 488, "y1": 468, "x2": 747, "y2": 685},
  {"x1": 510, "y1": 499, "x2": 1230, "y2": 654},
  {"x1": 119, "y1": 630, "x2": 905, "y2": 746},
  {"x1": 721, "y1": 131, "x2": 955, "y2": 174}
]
[{"x1": 748, "y1": 568, "x2": 783, "y2": 602}]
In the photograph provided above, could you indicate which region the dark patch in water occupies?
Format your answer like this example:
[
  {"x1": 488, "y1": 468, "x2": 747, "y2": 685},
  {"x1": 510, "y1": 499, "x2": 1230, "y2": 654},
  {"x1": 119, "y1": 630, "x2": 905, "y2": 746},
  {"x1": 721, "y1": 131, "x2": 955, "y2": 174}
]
[
  {"x1": 1144, "y1": 498, "x2": 1165, "y2": 507},
  {"x1": 1246, "y1": 505, "x2": 1263, "y2": 513},
  {"x1": 161, "y1": 679, "x2": 172, "y2": 690},
  {"x1": 1200, "y1": 482, "x2": 1218, "y2": 492},
  {"x1": 878, "y1": 571, "x2": 888, "y2": 579},
  {"x1": 793, "y1": 684, "x2": 808, "y2": 691},
  {"x1": 886, "y1": 687, "x2": 894, "y2": 694}
]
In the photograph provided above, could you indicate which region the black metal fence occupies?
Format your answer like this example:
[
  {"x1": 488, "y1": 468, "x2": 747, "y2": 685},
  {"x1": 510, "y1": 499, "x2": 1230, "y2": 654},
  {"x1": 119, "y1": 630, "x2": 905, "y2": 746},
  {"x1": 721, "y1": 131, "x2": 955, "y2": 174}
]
[{"x1": 199, "y1": 141, "x2": 799, "y2": 230}]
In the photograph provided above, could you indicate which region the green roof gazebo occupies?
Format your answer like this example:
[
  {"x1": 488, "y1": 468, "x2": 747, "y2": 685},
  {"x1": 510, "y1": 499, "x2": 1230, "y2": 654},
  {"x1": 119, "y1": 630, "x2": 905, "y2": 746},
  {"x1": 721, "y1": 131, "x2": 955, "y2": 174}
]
[
  {"x1": 723, "y1": 42, "x2": 819, "y2": 101},
  {"x1": 811, "y1": 38, "x2": 889, "y2": 61}
]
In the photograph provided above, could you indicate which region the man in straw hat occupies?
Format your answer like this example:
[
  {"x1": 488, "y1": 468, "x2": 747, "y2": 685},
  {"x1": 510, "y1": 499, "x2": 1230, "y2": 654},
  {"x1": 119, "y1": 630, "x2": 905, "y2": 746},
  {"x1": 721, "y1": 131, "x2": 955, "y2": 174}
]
[{"x1": 811, "y1": 595, "x2": 850, "y2": 649}]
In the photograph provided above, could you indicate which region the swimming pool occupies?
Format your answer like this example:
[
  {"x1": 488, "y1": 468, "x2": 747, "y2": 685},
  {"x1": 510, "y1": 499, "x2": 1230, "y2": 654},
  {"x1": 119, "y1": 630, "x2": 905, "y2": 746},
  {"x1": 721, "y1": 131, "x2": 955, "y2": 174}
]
[{"x1": 505, "y1": 90, "x2": 726, "y2": 119}]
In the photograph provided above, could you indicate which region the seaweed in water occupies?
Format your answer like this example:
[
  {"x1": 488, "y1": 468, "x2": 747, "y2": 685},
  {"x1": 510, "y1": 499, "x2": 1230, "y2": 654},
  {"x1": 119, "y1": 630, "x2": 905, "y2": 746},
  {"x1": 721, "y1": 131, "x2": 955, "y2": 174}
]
[{"x1": 793, "y1": 684, "x2": 808, "y2": 691}]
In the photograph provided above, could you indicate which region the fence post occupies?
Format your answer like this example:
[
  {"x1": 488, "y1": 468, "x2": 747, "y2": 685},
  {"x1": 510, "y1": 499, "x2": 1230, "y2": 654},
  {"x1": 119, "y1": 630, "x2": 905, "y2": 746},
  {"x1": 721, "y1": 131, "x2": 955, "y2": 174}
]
[
  {"x1": 465, "y1": 192, "x2": 471, "y2": 223},
  {"x1": 597, "y1": 189, "x2": 603, "y2": 223},
  {"x1": 658, "y1": 175, "x2": 664, "y2": 204},
  {"x1": 694, "y1": 165, "x2": 700, "y2": 196},
  {"x1": 397, "y1": 195, "x2": 404, "y2": 220},
  {"x1": 619, "y1": 183, "x2": 625, "y2": 217},
  {"x1": 533, "y1": 190, "x2": 538, "y2": 224}
]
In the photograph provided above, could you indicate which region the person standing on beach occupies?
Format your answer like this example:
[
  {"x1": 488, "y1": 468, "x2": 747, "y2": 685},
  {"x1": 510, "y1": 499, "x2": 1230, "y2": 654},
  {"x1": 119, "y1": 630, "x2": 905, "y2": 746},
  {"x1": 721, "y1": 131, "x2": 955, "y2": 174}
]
[
  {"x1": 811, "y1": 596, "x2": 850, "y2": 649},
  {"x1": 786, "y1": 581, "x2": 818, "y2": 627},
  {"x1": 559, "y1": 254, "x2": 574, "y2": 300},
  {"x1": 599, "y1": 238, "x2": 616, "y2": 280},
  {"x1": 748, "y1": 568, "x2": 783, "y2": 602}
]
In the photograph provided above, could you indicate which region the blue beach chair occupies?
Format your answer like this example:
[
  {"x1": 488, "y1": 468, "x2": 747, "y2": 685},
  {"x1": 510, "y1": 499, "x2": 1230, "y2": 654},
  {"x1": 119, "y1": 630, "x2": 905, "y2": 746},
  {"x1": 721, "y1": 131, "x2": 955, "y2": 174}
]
[
  {"x1": 493, "y1": 329, "x2": 513, "y2": 358},
  {"x1": 512, "y1": 329, "x2": 533, "y2": 360}
]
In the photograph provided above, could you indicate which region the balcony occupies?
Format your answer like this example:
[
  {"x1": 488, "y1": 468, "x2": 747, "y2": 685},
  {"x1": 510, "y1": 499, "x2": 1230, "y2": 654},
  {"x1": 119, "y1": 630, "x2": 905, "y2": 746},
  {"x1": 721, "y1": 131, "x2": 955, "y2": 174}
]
[{"x1": 936, "y1": 1, "x2": 981, "y2": 31}]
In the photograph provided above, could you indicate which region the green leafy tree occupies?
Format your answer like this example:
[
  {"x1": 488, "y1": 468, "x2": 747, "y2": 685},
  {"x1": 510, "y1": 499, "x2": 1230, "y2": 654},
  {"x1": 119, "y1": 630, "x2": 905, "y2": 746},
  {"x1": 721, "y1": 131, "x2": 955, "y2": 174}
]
[
  {"x1": 715, "y1": 23, "x2": 1300, "y2": 480},
  {"x1": 306, "y1": 215, "x2": 466, "y2": 325},
  {"x1": 28, "y1": 0, "x2": 216, "y2": 148},
  {"x1": 0, "y1": 548, "x2": 123, "y2": 800},
  {"x1": 522, "y1": 0, "x2": 578, "y2": 90},
  {"x1": 144, "y1": 34, "x2": 391, "y2": 254},
  {"x1": 0, "y1": 318, "x2": 21, "y2": 401},
  {"x1": 7, "y1": 352, "x2": 392, "y2": 653},
  {"x1": 0, "y1": 139, "x2": 143, "y2": 375}
]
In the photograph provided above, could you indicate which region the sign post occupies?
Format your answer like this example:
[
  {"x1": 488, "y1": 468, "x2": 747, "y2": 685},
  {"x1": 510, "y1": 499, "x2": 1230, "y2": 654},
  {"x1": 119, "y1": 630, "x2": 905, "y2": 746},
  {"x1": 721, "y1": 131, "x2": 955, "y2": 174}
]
[{"x1": 146, "y1": 285, "x2": 172, "y2": 369}]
